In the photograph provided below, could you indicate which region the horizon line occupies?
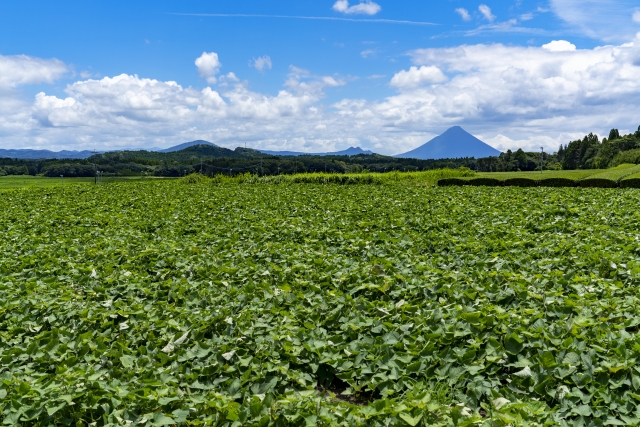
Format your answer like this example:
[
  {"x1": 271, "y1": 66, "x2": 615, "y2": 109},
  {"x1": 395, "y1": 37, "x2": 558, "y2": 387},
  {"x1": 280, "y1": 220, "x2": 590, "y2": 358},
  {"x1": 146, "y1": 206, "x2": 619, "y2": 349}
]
[{"x1": 169, "y1": 13, "x2": 438, "y2": 26}]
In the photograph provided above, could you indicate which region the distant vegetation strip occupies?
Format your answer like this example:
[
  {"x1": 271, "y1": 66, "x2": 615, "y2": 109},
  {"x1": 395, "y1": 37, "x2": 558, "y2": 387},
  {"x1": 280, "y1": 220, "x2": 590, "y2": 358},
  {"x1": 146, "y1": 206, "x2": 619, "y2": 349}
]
[
  {"x1": 182, "y1": 168, "x2": 475, "y2": 186},
  {"x1": 438, "y1": 165, "x2": 640, "y2": 188}
]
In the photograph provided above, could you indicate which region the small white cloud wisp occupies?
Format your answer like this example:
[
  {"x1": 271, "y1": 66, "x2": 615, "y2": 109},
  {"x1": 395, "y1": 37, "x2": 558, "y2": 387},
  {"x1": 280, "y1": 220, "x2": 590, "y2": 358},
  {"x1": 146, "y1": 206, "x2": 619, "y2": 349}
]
[
  {"x1": 332, "y1": 0, "x2": 381, "y2": 16},
  {"x1": 251, "y1": 56, "x2": 273, "y2": 72},
  {"x1": 479, "y1": 4, "x2": 496, "y2": 22},
  {"x1": 455, "y1": 8, "x2": 471, "y2": 22}
]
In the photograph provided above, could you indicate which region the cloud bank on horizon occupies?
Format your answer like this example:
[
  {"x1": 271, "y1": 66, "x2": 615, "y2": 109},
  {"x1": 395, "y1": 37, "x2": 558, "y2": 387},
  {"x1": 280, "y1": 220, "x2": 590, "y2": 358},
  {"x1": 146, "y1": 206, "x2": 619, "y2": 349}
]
[{"x1": 1, "y1": 0, "x2": 640, "y2": 155}]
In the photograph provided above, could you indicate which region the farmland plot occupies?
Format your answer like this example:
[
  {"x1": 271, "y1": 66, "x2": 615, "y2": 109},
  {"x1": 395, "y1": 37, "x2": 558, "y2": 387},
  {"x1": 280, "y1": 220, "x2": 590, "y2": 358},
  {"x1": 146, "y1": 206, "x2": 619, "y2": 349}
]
[{"x1": 2, "y1": 182, "x2": 640, "y2": 426}]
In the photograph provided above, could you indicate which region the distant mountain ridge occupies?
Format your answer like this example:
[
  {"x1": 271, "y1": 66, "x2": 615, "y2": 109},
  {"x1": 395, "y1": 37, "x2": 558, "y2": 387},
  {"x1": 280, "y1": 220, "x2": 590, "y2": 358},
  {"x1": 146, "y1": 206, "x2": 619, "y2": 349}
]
[
  {"x1": 258, "y1": 146, "x2": 374, "y2": 156},
  {"x1": 0, "y1": 149, "x2": 100, "y2": 160},
  {"x1": 396, "y1": 126, "x2": 501, "y2": 160}
]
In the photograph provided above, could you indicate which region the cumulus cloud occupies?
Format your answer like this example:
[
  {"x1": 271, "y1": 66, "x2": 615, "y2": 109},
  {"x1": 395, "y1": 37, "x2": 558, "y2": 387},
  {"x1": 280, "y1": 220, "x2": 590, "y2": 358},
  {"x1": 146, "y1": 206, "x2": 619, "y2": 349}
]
[
  {"x1": 633, "y1": 9, "x2": 640, "y2": 23},
  {"x1": 478, "y1": 5, "x2": 496, "y2": 22},
  {"x1": 251, "y1": 56, "x2": 272, "y2": 72},
  {"x1": 455, "y1": 8, "x2": 471, "y2": 22},
  {"x1": 390, "y1": 66, "x2": 448, "y2": 88},
  {"x1": 542, "y1": 40, "x2": 577, "y2": 52},
  {"x1": 332, "y1": 0, "x2": 381, "y2": 15},
  {"x1": 195, "y1": 52, "x2": 221, "y2": 84},
  {"x1": 4, "y1": 36, "x2": 640, "y2": 154},
  {"x1": 0, "y1": 54, "x2": 68, "y2": 89}
]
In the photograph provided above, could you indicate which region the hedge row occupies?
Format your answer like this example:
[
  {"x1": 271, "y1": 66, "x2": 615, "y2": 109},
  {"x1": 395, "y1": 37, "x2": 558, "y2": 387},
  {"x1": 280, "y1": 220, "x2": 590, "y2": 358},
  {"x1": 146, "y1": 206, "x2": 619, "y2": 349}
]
[
  {"x1": 579, "y1": 164, "x2": 640, "y2": 188},
  {"x1": 620, "y1": 171, "x2": 640, "y2": 188},
  {"x1": 438, "y1": 165, "x2": 640, "y2": 188}
]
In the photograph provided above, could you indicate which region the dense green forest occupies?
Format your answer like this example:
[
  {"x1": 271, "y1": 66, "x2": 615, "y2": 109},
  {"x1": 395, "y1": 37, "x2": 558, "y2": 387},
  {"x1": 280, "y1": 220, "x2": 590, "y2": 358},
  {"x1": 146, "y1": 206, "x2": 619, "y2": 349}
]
[
  {"x1": 0, "y1": 145, "x2": 482, "y2": 177},
  {"x1": 2, "y1": 126, "x2": 639, "y2": 177},
  {"x1": 558, "y1": 127, "x2": 640, "y2": 169}
]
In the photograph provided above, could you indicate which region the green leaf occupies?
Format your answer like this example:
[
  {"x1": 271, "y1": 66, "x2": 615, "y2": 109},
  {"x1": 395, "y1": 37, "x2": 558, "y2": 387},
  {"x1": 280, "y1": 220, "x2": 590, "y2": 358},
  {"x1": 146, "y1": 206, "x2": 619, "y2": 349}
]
[
  {"x1": 504, "y1": 333, "x2": 524, "y2": 355},
  {"x1": 120, "y1": 355, "x2": 135, "y2": 369},
  {"x1": 539, "y1": 351, "x2": 557, "y2": 369},
  {"x1": 399, "y1": 412, "x2": 423, "y2": 426}
]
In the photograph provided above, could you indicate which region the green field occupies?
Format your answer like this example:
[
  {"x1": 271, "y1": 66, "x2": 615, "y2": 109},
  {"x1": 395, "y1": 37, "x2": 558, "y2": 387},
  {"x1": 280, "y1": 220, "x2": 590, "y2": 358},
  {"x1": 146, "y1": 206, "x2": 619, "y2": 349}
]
[
  {"x1": 476, "y1": 170, "x2": 605, "y2": 180},
  {"x1": 0, "y1": 169, "x2": 472, "y2": 191},
  {"x1": 2, "y1": 179, "x2": 640, "y2": 426},
  {"x1": 0, "y1": 175, "x2": 175, "y2": 191}
]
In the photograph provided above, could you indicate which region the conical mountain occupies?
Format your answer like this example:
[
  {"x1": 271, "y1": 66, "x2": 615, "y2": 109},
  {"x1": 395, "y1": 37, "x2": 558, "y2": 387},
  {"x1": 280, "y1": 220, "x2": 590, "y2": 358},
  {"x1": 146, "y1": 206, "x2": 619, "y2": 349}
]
[{"x1": 395, "y1": 126, "x2": 500, "y2": 159}]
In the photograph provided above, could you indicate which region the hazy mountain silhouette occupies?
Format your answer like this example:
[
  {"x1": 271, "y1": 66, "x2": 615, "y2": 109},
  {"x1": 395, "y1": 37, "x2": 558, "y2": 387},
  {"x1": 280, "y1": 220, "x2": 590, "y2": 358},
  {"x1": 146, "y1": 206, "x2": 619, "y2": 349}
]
[
  {"x1": 258, "y1": 146, "x2": 374, "y2": 156},
  {"x1": 395, "y1": 126, "x2": 501, "y2": 159},
  {"x1": 0, "y1": 149, "x2": 100, "y2": 160}
]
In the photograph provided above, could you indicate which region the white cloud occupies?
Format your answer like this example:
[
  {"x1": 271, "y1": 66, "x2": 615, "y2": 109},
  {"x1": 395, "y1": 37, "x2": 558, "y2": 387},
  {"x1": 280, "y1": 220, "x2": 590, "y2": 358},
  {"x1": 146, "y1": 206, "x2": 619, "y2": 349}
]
[
  {"x1": 478, "y1": 5, "x2": 496, "y2": 22},
  {"x1": 550, "y1": 0, "x2": 639, "y2": 40},
  {"x1": 332, "y1": 0, "x2": 381, "y2": 15},
  {"x1": 542, "y1": 40, "x2": 577, "y2": 52},
  {"x1": 5, "y1": 36, "x2": 640, "y2": 155},
  {"x1": 251, "y1": 56, "x2": 272, "y2": 72},
  {"x1": 520, "y1": 13, "x2": 534, "y2": 21},
  {"x1": 0, "y1": 54, "x2": 68, "y2": 89},
  {"x1": 455, "y1": 8, "x2": 471, "y2": 22},
  {"x1": 633, "y1": 10, "x2": 640, "y2": 23},
  {"x1": 390, "y1": 66, "x2": 448, "y2": 88},
  {"x1": 195, "y1": 52, "x2": 221, "y2": 84}
]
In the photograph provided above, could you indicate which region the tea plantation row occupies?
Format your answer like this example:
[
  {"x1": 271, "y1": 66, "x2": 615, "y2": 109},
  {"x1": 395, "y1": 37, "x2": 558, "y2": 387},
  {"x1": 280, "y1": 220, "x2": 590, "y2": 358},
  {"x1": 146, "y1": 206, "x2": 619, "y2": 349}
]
[
  {"x1": 2, "y1": 181, "x2": 640, "y2": 426},
  {"x1": 439, "y1": 164, "x2": 640, "y2": 188}
]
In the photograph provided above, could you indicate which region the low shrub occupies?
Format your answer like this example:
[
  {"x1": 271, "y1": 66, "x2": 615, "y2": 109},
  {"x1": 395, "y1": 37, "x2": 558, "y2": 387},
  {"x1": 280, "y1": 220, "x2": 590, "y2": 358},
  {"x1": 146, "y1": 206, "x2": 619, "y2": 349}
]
[
  {"x1": 181, "y1": 173, "x2": 211, "y2": 184},
  {"x1": 538, "y1": 178, "x2": 579, "y2": 187},
  {"x1": 620, "y1": 171, "x2": 640, "y2": 188},
  {"x1": 503, "y1": 177, "x2": 538, "y2": 187},
  {"x1": 466, "y1": 177, "x2": 503, "y2": 187},
  {"x1": 437, "y1": 178, "x2": 471, "y2": 186},
  {"x1": 579, "y1": 178, "x2": 619, "y2": 188}
]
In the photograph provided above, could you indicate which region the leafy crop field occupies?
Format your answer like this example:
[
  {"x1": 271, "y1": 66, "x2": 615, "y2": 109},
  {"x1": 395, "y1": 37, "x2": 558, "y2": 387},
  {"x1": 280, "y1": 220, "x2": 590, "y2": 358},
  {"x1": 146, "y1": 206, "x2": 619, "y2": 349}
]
[
  {"x1": 2, "y1": 181, "x2": 640, "y2": 426},
  {"x1": 0, "y1": 176, "x2": 171, "y2": 191}
]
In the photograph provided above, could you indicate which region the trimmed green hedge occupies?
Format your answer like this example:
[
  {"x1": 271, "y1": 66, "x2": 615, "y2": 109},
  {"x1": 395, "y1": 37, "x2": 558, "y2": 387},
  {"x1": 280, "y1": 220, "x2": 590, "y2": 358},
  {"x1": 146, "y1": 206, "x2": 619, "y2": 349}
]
[
  {"x1": 538, "y1": 178, "x2": 579, "y2": 187},
  {"x1": 437, "y1": 165, "x2": 640, "y2": 188},
  {"x1": 579, "y1": 164, "x2": 640, "y2": 188},
  {"x1": 620, "y1": 171, "x2": 640, "y2": 188},
  {"x1": 503, "y1": 177, "x2": 538, "y2": 187},
  {"x1": 438, "y1": 178, "x2": 471, "y2": 186},
  {"x1": 465, "y1": 177, "x2": 503, "y2": 186}
]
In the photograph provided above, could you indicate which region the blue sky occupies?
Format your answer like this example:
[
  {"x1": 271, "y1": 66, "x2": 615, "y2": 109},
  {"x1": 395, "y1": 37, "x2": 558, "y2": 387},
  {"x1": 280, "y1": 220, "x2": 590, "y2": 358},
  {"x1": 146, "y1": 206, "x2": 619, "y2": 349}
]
[{"x1": 1, "y1": 0, "x2": 640, "y2": 154}]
